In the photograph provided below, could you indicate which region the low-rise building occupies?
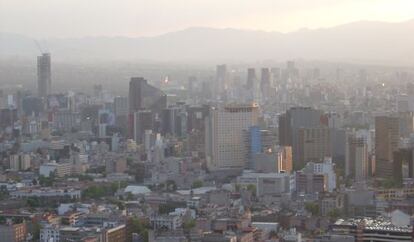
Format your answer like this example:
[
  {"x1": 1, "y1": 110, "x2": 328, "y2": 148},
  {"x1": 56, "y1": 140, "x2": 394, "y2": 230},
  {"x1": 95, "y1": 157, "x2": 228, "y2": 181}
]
[{"x1": 150, "y1": 215, "x2": 182, "y2": 230}]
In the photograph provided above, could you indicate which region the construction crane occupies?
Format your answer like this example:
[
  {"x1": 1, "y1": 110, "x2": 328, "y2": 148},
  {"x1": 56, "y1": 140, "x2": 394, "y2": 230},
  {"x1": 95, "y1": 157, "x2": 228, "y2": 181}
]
[{"x1": 33, "y1": 39, "x2": 49, "y2": 54}]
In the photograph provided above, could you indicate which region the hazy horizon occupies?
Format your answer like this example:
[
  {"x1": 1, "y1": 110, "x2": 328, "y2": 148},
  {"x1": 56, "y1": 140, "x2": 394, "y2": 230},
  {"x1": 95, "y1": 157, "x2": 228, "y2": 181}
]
[{"x1": 1, "y1": 0, "x2": 414, "y2": 38}]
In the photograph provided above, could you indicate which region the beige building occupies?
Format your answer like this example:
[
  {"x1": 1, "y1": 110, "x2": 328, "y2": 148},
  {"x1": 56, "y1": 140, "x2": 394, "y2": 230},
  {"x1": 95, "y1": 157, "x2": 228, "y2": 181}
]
[
  {"x1": 206, "y1": 104, "x2": 259, "y2": 170},
  {"x1": 346, "y1": 134, "x2": 369, "y2": 181},
  {"x1": 277, "y1": 146, "x2": 293, "y2": 174},
  {"x1": 0, "y1": 222, "x2": 27, "y2": 242}
]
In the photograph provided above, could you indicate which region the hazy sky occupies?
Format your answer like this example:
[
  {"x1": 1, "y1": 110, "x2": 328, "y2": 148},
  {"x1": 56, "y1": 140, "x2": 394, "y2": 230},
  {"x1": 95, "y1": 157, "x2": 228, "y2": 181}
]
[{"x1": 1, "y1": 0, "x2": 413, "y2": 38}]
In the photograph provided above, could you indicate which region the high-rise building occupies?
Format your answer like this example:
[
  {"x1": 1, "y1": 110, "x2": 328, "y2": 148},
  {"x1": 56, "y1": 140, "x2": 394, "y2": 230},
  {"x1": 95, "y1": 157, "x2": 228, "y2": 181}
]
[
  {"x1": 345, "y1": 135, "x2": 369, "y2": 182},
  {"x1": 114, "y1": 96, "x2": 128, "y2": 117},
  {"x1": 260, "y1": 68, "x2": 271, "y2": 99},
  {"x1": 161, "y1": 104, "x2": 187, "y2": 138},
  {"x1": 215, "y1": 64, "x2": 227, "y2": 98},
  {"x1": 392, "y1": 148, "x2": 414, "y2": 185},
  {"x1": 246, "y1": 68, "x2": 256, "y2": 89},
  {"x1": 37, "y1": 53, "x2": 51, "y2": 98},
  {"x1": 114, "y1": 96, "x2": 129, "y2": 134},
  {"x1": 296, "y1": 158, "x2": 336, "y2": 193},
  {"x1": 205, "y1": 104, "x2": 259, "y2": 171},
  {"x1": 133, "y1": 110, "x2": 153, "y2": 144},
  {"x1": 128, "y1": 77, "x2": 166, "y2": 138},
  {"x1": 298, "y1": 127, "x2": 331, "y2": 165},
  {"x1": 128, "y1": 77, "x2": 166, "y2": 113},
  {"x1": 278, "y1": 107, "x2": 323, "y2": 168},
  {"x1": 375, "y1": 116, "x2": 399, "y2": 178}
]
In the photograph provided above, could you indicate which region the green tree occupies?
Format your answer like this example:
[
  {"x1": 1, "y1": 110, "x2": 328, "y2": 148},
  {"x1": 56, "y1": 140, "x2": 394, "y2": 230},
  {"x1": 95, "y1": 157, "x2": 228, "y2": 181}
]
[
  {"x1": 305, "y1": 202, "x2": 320, "y2": 216},
  {"x1": 328, "y1": 208, "x2": 342, "y2": 219},
  {"x1": 183, "y1": 219, "x2": 196, "y2": 230},
  {"x1": 130, "y1": 217, "x2": 149, "y2": 242},
  {"x1": 247, "y1": 184, "x2": 257, "y2": 197},
  {"x1": 191, "y1": 180, "x2": 203, "y2": 189},
  {"x1": 166, "y1": 180, "x2": 177, "y2": 191},
  {"x1": 32, "y1": 221, "x2": 42, "y2": 240},
  {"x1": 27, "y1": 197, "x2": 40, "y2": 207}
]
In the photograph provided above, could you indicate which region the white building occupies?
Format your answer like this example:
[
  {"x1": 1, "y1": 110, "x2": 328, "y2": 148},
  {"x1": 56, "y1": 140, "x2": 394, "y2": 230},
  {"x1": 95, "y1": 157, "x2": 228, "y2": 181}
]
[
  {"x1": 39, "y1": 162, "x2": 72, "y2": 177},
  {"x1": 303, "y1": 158, "x2": 336, "y2": 192},
  {"x1": 40, "y1": 225, "x2": 60, "y2": 242},
  {"x1": 237, "y1": 171, "x2": 292, "y2": 196},
  {"x1": 205, "y1": 104, "x2": 259, "y2": 170},
  {"x1": 9, "y1": 153, "x2": 31, "y2": 171},
  {"x1": 10, "y1": 188, "x2": 81, "y2": 200},
  {"x1": 150, "y1": 215, "x2": 182, "y2": 230}
]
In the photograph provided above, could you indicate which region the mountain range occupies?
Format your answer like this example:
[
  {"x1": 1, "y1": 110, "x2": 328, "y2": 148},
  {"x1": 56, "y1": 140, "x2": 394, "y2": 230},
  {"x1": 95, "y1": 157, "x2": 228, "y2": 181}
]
[{"x1": 1, "y1": 19, "x2": 414, "y2": 64}]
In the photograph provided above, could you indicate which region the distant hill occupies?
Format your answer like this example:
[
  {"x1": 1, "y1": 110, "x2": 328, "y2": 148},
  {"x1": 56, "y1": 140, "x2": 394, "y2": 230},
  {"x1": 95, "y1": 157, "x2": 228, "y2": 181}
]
[{"x1": 1, "y1": 19, "x2": 414, "y2": 64}]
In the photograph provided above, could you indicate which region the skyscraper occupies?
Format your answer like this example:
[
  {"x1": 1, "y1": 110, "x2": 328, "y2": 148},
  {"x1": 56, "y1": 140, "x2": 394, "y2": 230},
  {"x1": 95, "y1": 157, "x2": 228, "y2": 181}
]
[
  {"x1": 346, "y1": 135, "x2": 369, "y2": 182},
  {"x1": 37, "y1": 53, "x2": 51, "y2": 98},
  {"x1": 260, "y1": 68, "x2": 271, "y2": 93},
  {"x1": 247, "y1": 68, "x2": 256, "y2": 90},
  {"x1": 278, "y1": 107, "x2": 323, "y2": 169},
  {"x1": 128, "y1": 77, "x2": 166, "y2": 139},
  {"x1": 205, "y1": 104, "x2": 259, "y2": 171},
  {"x1": 298, "y1": 127, "x2": 331, "y2": 165},
  {"x1": 215, "y1": 64, "x2": 227, "y2": 99},
  {"x1": 129, "y1": 77, "x2": 166, "y2": 113},
  {"x1": 375, "y1": 116, "x2": 399, "y2": 178}
]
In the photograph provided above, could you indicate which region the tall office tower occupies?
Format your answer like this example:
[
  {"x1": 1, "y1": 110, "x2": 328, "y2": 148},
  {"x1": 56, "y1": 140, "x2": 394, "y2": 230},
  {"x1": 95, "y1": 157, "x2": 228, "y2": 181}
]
[
  {"x1": 285, "y1": 60, "x2": 299, "y2": 80},
  {"x1": 128, "y1": 77, "x2": 167, "y2": 138},
  {"x1": 271, "y1": 67, "x2": 281, "y2": 82},
  {"x1": 128, "y1": 77, "x2": 166, "y2": 113},
  {"x1": 37, "y1": 53, "x2": 51, "y2": 98},
  {"x1": 375, "y1": 116, "x2": 399, "y2": 179},
  {"x1": 161, "y1": 104, "x2": 187, "y2": 138},
  {"x1": 346, "y1": 135, "x2": 369, "y2": 182},
  {"x1": 187, "y1": 105, "x2": 210, "y2": 157},
  {"x1": 398, "y1": 112, "x2": 414, "y2": 138},
  {"x1": 205, "y1": 104, "x2": 259, "y2": 171},
  {"x1": 114, "y1": 96, "x2": 129, "y2": 135},
  {"x1": 215, "y1": 64, "x2": 227, "y2": 98},
  {"x1": 246, "y1": 68, "x2": 256, "y2": 89},
  {"x1": 278, "y1": 107, "x2": 323, "y2": 169},
  {"x1": 114, "y1": 96, "x2": 128, "y2": 118},
  {"x1": 393, "y1": 148, "x2": 414, "y2": 185},
  {"x1": 298, "y1": 127, "x2": 331, "y2": 165},
  {"x1": 134, "y1": 110, "x2": 153, "y2": 144},
  {"x1": 187, "y1": 76, "x2": 197, "y2": 100},
  {"x1": 245, "y1": 126, "x2": 277, "y2": 167},
  {"x1": 260, "y1": 68, "x2": 271, "y2": 100}
]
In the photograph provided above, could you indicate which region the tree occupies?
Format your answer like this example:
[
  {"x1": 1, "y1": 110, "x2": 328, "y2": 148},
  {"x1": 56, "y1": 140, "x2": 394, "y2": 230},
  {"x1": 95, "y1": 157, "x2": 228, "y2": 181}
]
[
  {"x1": 27, "y1": 197, "x2": 40, "y2": 207},
  {"x1": 305, "y1": 202, "x2": 320, "y2": 216},
  {"x1": 158, "y1": 203, "x2": 177, "y2": 214},
  {"x1": 183, "y1": 219, "x2": 196, "y2": 230},
  {"x1": 39, "y1": 174, "x2": 56, "y2": 187},
  {"x1": 165, "y1": 180, "x2": 177, "y2": 192},
  {"x1": 130, "y1": 217, "x2": 149, "y2": 242},
  {"x1": 32, "y1": 221, "x2": 42, "y2": 240},
  {"x1": 191, "y1": 180, "x2": 203, "y2": 189},
  {"x1": 247, "y1": 184, "x2": 257, "y2": 197},
  {"x1": 328, "y1": 208, "x2": 342, "y2": 219}
]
